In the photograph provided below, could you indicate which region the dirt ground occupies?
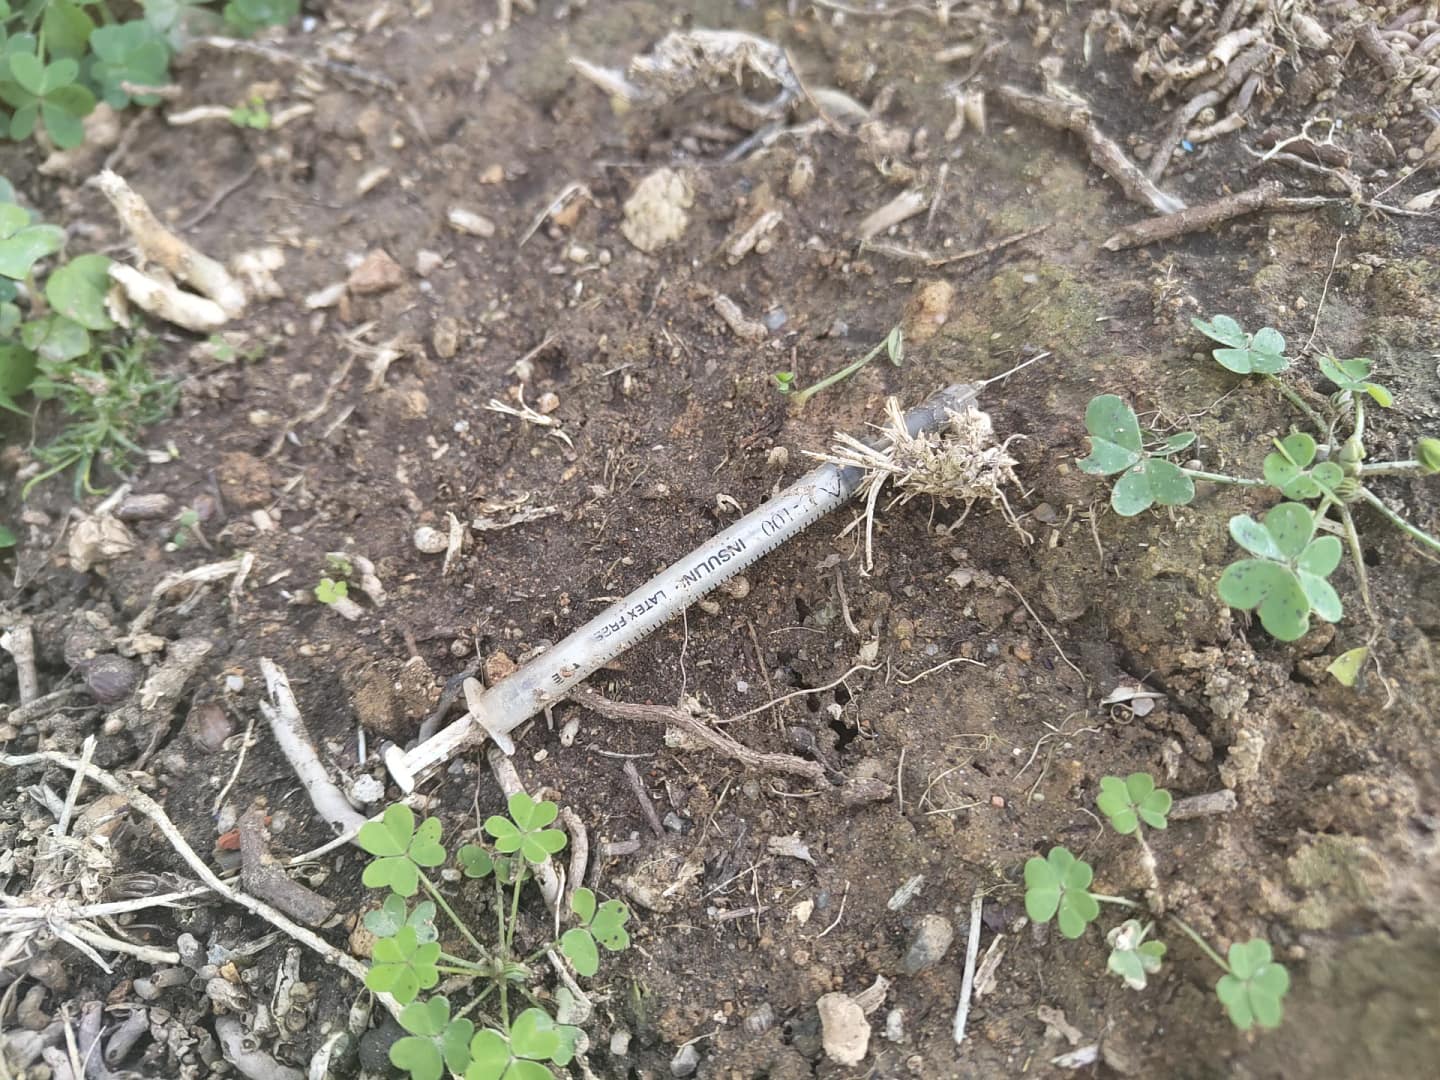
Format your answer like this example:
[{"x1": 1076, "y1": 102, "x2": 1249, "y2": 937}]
[{"x1": 4, "y1": 1, "x2": 1440, "y2": 1078}]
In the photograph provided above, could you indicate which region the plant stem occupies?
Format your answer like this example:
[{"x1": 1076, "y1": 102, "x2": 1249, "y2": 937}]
[
  {"x1": 1334, "y1": 500, "x2": 1375, "y2": 622},
  {"x1": 418, "y1": 872, "x2": 490, "y2": 962},
  {"x1": 791, "y1": 337, "x2": 891, "y2": 406},
  {"x1": 1166, "y1": 914, "x2": 1230, "y2": 973},
  {"x1": 506, "y1": 870, "x2": 525, "y2": 952},
  {"x1": 435, "y1": 965, "x2": 483, "y2": 977},
  {"x1": 1179, "y1": 469, "x2": 1267, "y2": 488},
  {"x1": 1357, "y1": 486, "x2": 1440, "y2": 553},
  {"x1": 438, "y1": 952, "x2": 489, "y2": 972},
  {"x1": 1090, "y1": 893, "x2": 1141, "y2": 908},
  {"x1": 1360, "y1": 460, "x2": 1426, "y2": 477},
  {"x1": 1265, "y1": 375, "x2": 1327, "y2": 433},
  {"x1": 1353, "y1": 398, "x2": 1366, "y2": 446}
]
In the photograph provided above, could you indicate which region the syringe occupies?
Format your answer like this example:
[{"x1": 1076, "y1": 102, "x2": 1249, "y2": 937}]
[{"x1": 385, "y1": 376, "x2": 1017, "y2": 791}]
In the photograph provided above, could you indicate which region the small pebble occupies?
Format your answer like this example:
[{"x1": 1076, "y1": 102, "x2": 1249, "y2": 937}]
[
  {"x1": 560, "y1": 716, "x2": 581, "y2": 747},
  {"x1": 414, "y1": 526, "x2": 448, "y2": 554},
  {"x1": 610, "y1": 1029, "x2": 630, "y2": 1056},
  {"x1": 901, "y1": 915, "x2": 955, "y2": 975},
  {"x1": 85, "y1": 655, "x2": 141, "y2": 705},
  {"x1": 763, "y1": 307, "x2": 788, "y2": 331},
  {"x1": 670, "y1": 1043, "x2": 700, "y2": 1077},
  {"x1": 447, "y1": 207, "x2": 496, "y2": 237},
  {"x1": 536, "y1": 391, "x2": 560, "y2": 414},
  {"x1": 415, "y1": 250, "x2": 444, "y2": 276},
  {"x1": 884, "y1": 1007, "x2": 905, "y2": 1043},
  {"x1": 745, "y1": 1002, "x2": 775, "y2": 1036}
]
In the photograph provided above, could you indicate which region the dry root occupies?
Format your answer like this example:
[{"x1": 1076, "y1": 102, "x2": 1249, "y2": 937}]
[{"x1": 812, "y1": 398, "x2": 1027, "y2": 569}]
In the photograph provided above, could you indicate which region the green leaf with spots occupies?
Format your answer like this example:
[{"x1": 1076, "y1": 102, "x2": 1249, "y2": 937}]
[
  {"x1": 1263, "y1": 432, "x2": 1344, "y2": 500},
  {"x1": 1219, "y1": 504, "x2": 1343, "y2": 641},
  {"x1": 1110, "y1": 456, "x2": 1195, "y2": 517},
  {"x1": 1078, "y1": 394, "x2": 1142, "y2": 476}
]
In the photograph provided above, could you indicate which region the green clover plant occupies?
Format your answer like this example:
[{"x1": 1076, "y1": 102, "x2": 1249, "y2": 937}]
[
  {"x1": 356, "y1": 797, "x2": 631, "y2": 1080},
  {"x1": 1023, "y1": 846, "x2": 1100, "y2": 939},
  {"x1": 1216, "y1": 940, "x2": 1291, "y2": 1031},
  {"x1": 1079, "y1": 311, "x2": 1440, "y2": 680},
  {"x1": 315, "y1": 577, "x2": 349, "y2": 605},
  {"x1": 1022, "y1": 771, "x2": 1290, "y2": 1032},
  {"x1": 1217, "y1": 503, "x2": 1342, "y2": 642},
  {"x1": 1077, "y1": 394, "x2": 1195, "y2": 516}
]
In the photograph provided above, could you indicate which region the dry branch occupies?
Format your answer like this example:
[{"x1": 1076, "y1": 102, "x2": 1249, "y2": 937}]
[
  {"x1": 994, "y1": 85, "x2": 1185, "y2": 215},
  {"x1": 1100, "y1": 181, "x2": 1318, "y2": 250}
]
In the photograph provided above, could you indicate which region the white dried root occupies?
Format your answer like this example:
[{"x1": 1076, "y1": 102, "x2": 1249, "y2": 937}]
[
  {"x1": 107, "y1": 264, "x2": 228, "y2": 333},
  {"x1": 812, "y1": 398, "x2": 1027, "y2": 570},
  {"x1": 96, "y1": 169, "x2": 246, "y2": 317}
]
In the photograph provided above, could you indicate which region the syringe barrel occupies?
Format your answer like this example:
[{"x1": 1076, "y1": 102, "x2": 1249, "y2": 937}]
[{"x1": 388, "y1": 382, "x2": 978, "y2": 788}]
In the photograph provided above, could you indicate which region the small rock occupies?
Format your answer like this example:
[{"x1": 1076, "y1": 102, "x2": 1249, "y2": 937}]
[
  {"x1": 183, "y1": 701, "x2": 234, "y2": 753},
  {"x1": 536, "y1": 391, "x2": 560, "y2": 414},
  {"x1": 902, "y1": 279, "x2": 955, "y2": 343},
  {"x1": 447, "y1": 207, "x2": 496, "y2": 238},
  {"x1": 85, "y1": 655, "x2": 142, "y2": 705},
  {"x1": 670, "y1": 1043, "x2": 700, "y2": 1077},
  {"x1": 64, "y1": 626, "x2": 112, "y2": 672},
  {"x1": 884, "y1": 1007, "x2": 905, "y2": 1042},
  {"x1": 347, "y1": 249, "x2": 405, "y2": 295},
  {"x1": 216, "y1": 450, "x2": 274, "y2": 509},
  {"x1": 902, "y1": 914, "x2": 955, "y2": 975},
  {"x1": 415, "y1": 250, "x2": 444, "y2": 276},
  {"x1": 621, "y1": 168, "x2": 693, "y2": 253},
  {"x1": 67, "y1": 514, "x2": 134, "y2": 573},
  {"x1": 432, "y1": 316, "x2": 461, "y2": 358},
  {"x1": 414, "y1": 526, "x2": 448, "y2": 554},
  {"x1": 788, "y1": 155, "x2": 816, "y2": 197},
  {"x1": 484, "y1": 650, "x2": 517, "y2": 685},
  {"x1": 609, "y1": 1029, "x2": 631, "y2": 1056},
  {"x1": 745, "y1": 1002, "x2": 775, "y2": 1036},
  {"x1": 116, "y1": 493, "x2": 175, "y2": 521},
  {"x1": 817, "y1": 992, "x2": 870, "y2": 1066}
]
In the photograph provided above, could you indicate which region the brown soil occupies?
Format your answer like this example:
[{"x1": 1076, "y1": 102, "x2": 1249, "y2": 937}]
[{"x1": 3, "y1": 3, "x2": 1440, "y2": 1079}]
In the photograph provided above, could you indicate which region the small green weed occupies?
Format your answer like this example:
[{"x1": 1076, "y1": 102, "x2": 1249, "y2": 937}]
[
  {"x1": 0, "y1": 2, "x2": 296, "y2": 149},
  {"x1": 227, "y1": 94, "x2": 270, "y2": 129},
  {"x1": 314, "y1": 577, "x2": 348, "y2": 605},
  {"x1": 1080, "y1": 314, "x2": 1440, "y2": 676},
  {"x1": 1023, "y1": 772, "x2": 1290, "y2": 1032},
  {"x1": 774, "y1": 325, "x2": 903, "y2": 406},
  {"x1": 357, "y1": 798, "x2": 631, "y2": 1080}
]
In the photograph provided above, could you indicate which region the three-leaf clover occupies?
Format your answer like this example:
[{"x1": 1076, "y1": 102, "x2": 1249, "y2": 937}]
[
  {"x1": 1023, "y1": 846, "x2": 1100, "y2": 939},
  {"x1": 1077, "y1": 394, "x2": 1196, "y2": 516},
  {"x1": 1215, "y1": 939, "x2": 1290, "y2": 1031},
  {"x1": 315, "y1": 577, "x2": 348, "y2": 604},
  {"x1": 358, "y1": 804, "x2": 447, "y2": 897},
  {"x1": 0, "y1": 49, "x2": 97, "y2": 148},
  {"x1": 559, "y1": 887, "x2": 632, "y2": 977},
  {"x1": 1217, "y1": 503, "x2": 1342, "y2": 641},
  {"x1": 0, "y1": 202, "x2": 64, "y2": 280},
  {"x1": 1096, "y1": 773, "x2": 1171, "y2": 835},
  {"x1": 1106, "y1": 919, "x2": 1166, "y2": 990},
  {"x1": 1192, "y1": 315, "x2": 1289, "y2": 375},
  {"x1": 1262, "y1": 432, "x2": 1342, "y2": 500},
  {"x1": 392, "y1": 996, "x2": 475, "y2": 1080},
  {"x1": 366, "y1": 925, "x2": 440, "y2": 1005},
  {"x1": 1317, "y1": 355, "x2": 1391, "y2": 407},
  {"x1": 485, "y1": 793, "x2": 567, "y2": 865},
  {"x1": 465, "y1": 1009, "x2": 567, "y2": 1080},
  {"x1": 363, "y1": 894, "x2": 438, "y2": 943}
]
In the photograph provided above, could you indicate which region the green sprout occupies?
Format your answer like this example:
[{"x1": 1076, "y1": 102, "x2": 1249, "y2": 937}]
[
  {"x1": 357, "y1": 797, "x2": 630, "y2": 1080},
  {"x1": 1106, "y1": 919, "x2": 1166, "y2": 990},
  {"x1": 315, "y1": 577, "x2": 349, "y2": 605},
  {"x1": 1096, "y1": 773, "x2": 1172, "y2": 835},
  {"x1": 1079, "y1": 311, "x2": 1440, "y2": 677},
  {"x1": 779, "y1": 325, "x2": 903, "y2": 406},
  {"x1": 1023, "y1": 846, "x2": 1100, "y2": 939},
  {"x1": 0, "y1": 523, "x2": 16, "y2": 548},
  {"x1": 1215, "y1": 939, "x2": 1291, "y2": 1031},
  {"x1": 228, "y1": 94, "x2": 271, "y2": 129}
]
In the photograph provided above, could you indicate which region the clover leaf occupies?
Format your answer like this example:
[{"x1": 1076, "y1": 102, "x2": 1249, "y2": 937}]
[
  {"x1": 590, "y1": 899, "x2": 631, "y2": 951},
  {"x1": 1318, "y1": 355, "x2": 1391, "y2": 407},
  {"x1": 1023, "y1": 846, "x2": 1100, "y2": 939},
  {"x1": 485, "y1": 793, "x2": 567, "y2": 865},
  {"x1": 1106, "y1": 919, "x2": 1166, "y2": 990},
  {"x1": 21, "y1": 314, "x2": 90, "y2": 362},
  {"x1": 1192, "y1": 315, "x2": 1288, "y2": 375},
  {"x1": 224, "y1": 0, "x2": 300, "y2": 35},
  {"x1": 465, "y1": 1010, "x2": 562, "y2": 1080},
  {"x1": 40, "y1": 1, "x2": 97, "y2": 60},
  {"x1": 1096, "y1": 773, "x2": 1171, "y2": 835},
  {"x1": 1078, "y1": 395, "x2": 1196, "y2": 516},
  {"x1": 0, "y1": 524, "x2": 16, "y2": 548},
  {"x1": 315, "y1": 577, "x2": 348, "y2": 605},
  {"x1": 1262, "y1": 432, "x2": 1343, "y2": 500},
  {"x1": 458, "y1": 843, "x2": 494, "y2": 879},
  {"x1": 1218, "y1": 503, "x2": 1342, "y2": 641},
  {"x1": 1, "y1": 49, "x2": 96, "y2": 148},
  {"x1": 359, "y1": 804, "x2": 447, "y2": 897},
  {"x1": 363, "y1": 895, "x2": 438, "y2": 943},
  {"x1": 366, "y1": 925, "x2": 440, "y2": 1005},
  {"x1": 559, "y1": 927, "x2": 599, "y2": 977},
  {"x1": 45, "y1": 255, "x2": 114, "y2": 331},
  {"x1": 392, "y1": 996, "x2": 476, "y2": 1080},
  {"x1": 90, "y1": 21, "x2": 172, "y2": 108},
  {"x1": 1325, "y1": 645, "x2": 1368, "y2": 687},
  {"x1": 0, "y1": 203, "x2": 64, "y2": 280},
  {"x1": 1215, "y1": 939, "x2": 1290, "y2": 1031}
]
